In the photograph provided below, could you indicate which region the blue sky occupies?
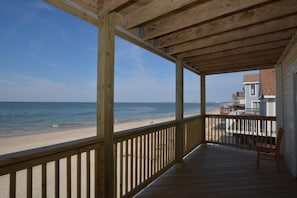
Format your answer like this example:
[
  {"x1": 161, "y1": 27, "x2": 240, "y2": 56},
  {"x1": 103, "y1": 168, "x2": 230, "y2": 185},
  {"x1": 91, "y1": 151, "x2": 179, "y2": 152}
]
[{"x1": 0, "y1": 0, "x2": 257, "y2": 103}]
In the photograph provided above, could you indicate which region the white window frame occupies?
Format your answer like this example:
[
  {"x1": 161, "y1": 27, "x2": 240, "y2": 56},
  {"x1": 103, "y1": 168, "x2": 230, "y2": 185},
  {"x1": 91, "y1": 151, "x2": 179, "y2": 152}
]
[{"x1": 250, "y1": 84, "x2": 256, "y2": 96}]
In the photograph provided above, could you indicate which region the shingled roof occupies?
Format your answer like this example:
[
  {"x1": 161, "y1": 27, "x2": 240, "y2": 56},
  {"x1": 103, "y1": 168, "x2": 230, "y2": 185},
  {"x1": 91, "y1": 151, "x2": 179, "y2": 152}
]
[
  {"x1": 243, "y1": 74, "x2": 259, "y2": 83},
  {"x1": 260, "y1": 69, "x2": 276, "y2": 96}
]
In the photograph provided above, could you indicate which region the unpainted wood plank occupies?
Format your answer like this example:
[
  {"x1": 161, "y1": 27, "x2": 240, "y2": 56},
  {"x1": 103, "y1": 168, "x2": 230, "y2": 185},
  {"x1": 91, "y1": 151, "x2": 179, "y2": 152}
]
[
  {"x1": 45, "y1": 0, "x2": 98, "y2": 26},
  {"x1": 97, "y1": 13, "x2": 116, "y2": 198},
  {"x1": 42, "y1": 163, "x2": 47, "y2": 198},
  {"x1": 188, "y1": 48, "x2": 283, "y2": 66},
  {"x1": 196, "y1": 53, "x2": 280, "y2": 68},
  {"x1": 156, "y1": 0, "x2": 297, "y2": 47},
  {"x1": 184, "y1": 40, "x2": 288, "y2": 62},
  {"x1": 168, "y1": 14, "x2": 297, "y2": 55},
  {"x1": 10, "y1": 172, "x2": 16, "y2": 198},
  {"x1": 201, "y1": 61, "x2": 275, "y2": 75},
  {"x1": 55, "y1": 160, "x2": 60, "y2": 198},
  {"x1": 200, "y1": 73, "x2": 206, "y2": 142},
  {"x1": 98, "y1": 0, "x2": 131, "y2": 16},
  {"x1": 123, "y1": 0, "x2": 201, "y2": 29},
  {"x1": 142, "y1": 0, "x2": 271, "y2": 39},
  {"x1": 137, "y1": 144, "x2": 297, "y2": 198},
  {"x1": 175, "y1": 58, "x2": 184, "y2": 165},
  {"x1": 72, "y1": 0, "x2": 98, "y2": 14},
  {"x1": 177, "y1": 28, "x2": 296, "y2": 58}
]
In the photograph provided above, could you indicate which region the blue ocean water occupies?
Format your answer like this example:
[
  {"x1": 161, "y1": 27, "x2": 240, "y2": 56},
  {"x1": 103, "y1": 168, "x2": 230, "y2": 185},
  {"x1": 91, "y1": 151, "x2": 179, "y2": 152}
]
[{"x1": 0, "y1": 102, "x2": 224, "y2": 136}]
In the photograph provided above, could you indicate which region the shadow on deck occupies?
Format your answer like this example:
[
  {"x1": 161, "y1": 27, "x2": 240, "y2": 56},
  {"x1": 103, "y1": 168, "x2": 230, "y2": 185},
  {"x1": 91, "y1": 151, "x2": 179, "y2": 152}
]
[{"x1": 136, "y1": 144, "x2": 297, "y2": 198}]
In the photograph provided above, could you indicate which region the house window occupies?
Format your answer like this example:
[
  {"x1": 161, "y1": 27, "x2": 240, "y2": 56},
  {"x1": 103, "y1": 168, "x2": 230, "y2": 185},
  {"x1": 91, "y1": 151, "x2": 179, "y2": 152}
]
[{"x1": 251, "y1": 84, "x2": 255, "y2": 95}]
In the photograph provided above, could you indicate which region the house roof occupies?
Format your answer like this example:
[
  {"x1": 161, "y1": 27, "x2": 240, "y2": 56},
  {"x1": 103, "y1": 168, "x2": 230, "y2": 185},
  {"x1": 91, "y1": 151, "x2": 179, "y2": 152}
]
[
  {"x1": 260, "y1": 69, "x2": 276, "y2": 96},
  {"x1": 243, "y1": 74, "x2": 259, "y2": 83},
  {"x1": 45, "y1": 0, "x2": 297, "y2": 75}
]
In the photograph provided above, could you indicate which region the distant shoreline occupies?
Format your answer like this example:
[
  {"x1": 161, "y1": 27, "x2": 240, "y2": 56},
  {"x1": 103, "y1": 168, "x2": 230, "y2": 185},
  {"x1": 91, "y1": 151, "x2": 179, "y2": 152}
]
[{"x1": 0, "y1": 107, "x2": 222, "y2": 155}]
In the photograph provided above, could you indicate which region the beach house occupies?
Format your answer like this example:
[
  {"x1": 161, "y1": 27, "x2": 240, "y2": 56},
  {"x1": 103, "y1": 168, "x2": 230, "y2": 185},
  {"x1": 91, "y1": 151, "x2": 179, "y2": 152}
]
[
  {"x1": 1, "y1": 1, "x2": 297, "y2": 197},
  {"x1": 243, "y1": 73, "x2": 261, "y2": 115},
  {"x1": 260, "y1": 69, "x2": 276, "y2": 116}
]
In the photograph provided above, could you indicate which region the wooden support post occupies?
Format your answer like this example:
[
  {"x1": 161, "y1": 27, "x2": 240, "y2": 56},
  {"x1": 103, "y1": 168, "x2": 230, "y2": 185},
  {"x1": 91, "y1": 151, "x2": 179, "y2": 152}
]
[
  {"x1": 200, "y1": 73, "x2": 206, "y2": 143},
  {"x1": 175, "y1": 58, "x2": 184, "y2": 166},
  {"x1": 97, "y1": 13, "x2": 115, "y2": 198}
]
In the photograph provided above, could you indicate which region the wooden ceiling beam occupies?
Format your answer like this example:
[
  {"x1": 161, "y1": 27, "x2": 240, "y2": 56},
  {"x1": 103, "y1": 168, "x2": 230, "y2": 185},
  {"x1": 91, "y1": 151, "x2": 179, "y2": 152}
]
[
  {"x1": 97, "y1": 0, "x2": 131, "y2": 16},
  {"x1": 184, "y1": 40, "x2": 289, "y2": 62},
  {"x1": 122, "y1": 0, "x2": 200, "y2": 29},
  {"x1": 202, "y1": 63, "x2": 275, "y2": 75},
  {"x1": 141, "y1": 0, "x2": 272, "y2": 40},
  {"x1": 156, "y1": 0, "x2": 297, "y2": 48},
  {"x1": 168, "y1": 14, "x2": 297, "y2": 55},
  {"x1": 177, "y1": 28, "x2": 296, "y2": 58},
  {"x1": 196, "y1": 53, "x2": 279, "y2": 69},
  {"x1": 71, "y1": 0, "x2": 98, "y2": 14},
  {"x1": 187, "y1": 48, "x2": 284, "y2": 66}
]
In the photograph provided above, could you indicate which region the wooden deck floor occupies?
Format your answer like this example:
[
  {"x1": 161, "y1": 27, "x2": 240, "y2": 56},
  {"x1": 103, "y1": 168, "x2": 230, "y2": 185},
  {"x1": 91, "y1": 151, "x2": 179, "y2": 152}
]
[{"x1": 136, "y1": 144, "x2": 297, "y2": 198}]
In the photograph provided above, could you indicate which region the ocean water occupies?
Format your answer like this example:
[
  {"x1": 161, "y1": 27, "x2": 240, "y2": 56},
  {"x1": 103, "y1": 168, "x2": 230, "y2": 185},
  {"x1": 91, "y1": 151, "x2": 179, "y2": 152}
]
[{"x1": 0, "y1": 102, "x2": 224, "y2": 136}]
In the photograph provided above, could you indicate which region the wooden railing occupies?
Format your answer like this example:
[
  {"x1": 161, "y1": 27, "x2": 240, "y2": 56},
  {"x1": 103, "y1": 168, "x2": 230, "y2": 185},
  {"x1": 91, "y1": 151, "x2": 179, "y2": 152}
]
[
  {"x1": 183, "y1": 116, "x2": 202, "y2": 155},
  {"x1": 0, "y1": 137, "x2": 103, "y2": 198},
  {"x1": 1, "y1": 114, "x2": 276, "y2": 198},
  {"x1": 0, "y1": 116, "x2": 203, "y2": 198},
  {"x1": 114, "y1": 121, "x2": 177, "y2": 198},
  {"x1": 205, "y1": 114, "x2": 277, "y2": 148}
]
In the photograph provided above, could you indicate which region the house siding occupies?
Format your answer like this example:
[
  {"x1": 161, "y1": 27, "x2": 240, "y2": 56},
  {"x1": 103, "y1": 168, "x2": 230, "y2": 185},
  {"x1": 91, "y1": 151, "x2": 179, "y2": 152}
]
[
  {"x1": 244, "y1": 83, "x2": 260, "y2": 109},
  {"x1": 280, "y1": 42, "x2": 297, "y2": 177}
]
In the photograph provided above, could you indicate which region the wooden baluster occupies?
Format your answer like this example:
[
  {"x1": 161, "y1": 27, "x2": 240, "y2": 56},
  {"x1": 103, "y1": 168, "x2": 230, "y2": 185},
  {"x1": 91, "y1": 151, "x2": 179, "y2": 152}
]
[
  {"x1": 55, "y1": 160, "x2": 60, "y2": 198},
  {"x1": 66, "y1": 157, "x2": 71, "y2": 198},
  {"x1": 27, "y1": 167, "x2": 32, "y2": 198},
  {"x1": 77, "y1": 153, "x2": 81, "y2": 198},
  {"x1": 130, "y1": 138, "x2": 134, "y2": 191},
  {"x1": 86, "y1": 151, "x2": 90, "y2": 198},
  {"x1": 42, "y1": 163, "x2": 47, "y2": 198},
  {"x1": 139, "y1": 136, "x2": 143, "y2": 184},
  {"x1": 120, "y1": 141, "x2": 123, "y2": 197},
  {"x1": 10, "y1": 172, "x2": 16, "y2": 198},
  {"x1": 135, "y1": 137, "x2": 139, "y2": 187},
  {"x1": 125, "y1": 140, "x2": 128, "y2": 194}
]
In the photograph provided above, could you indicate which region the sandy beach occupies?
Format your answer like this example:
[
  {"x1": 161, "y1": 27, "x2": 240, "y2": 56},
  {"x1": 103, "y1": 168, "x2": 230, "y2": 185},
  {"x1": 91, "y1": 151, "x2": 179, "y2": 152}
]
[
  {"x1": 0, "y1": 108, "x2": 220, "y2": 156},
  {"x1": 0, "y1": 108, "x2": 221, "y2": 198}
]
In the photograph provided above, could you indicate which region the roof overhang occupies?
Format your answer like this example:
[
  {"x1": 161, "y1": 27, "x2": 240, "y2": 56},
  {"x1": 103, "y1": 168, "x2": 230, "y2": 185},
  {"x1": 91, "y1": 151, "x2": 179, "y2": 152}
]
[{"x1": 45, "y1": 0, "x2": 297, "y2": 75}]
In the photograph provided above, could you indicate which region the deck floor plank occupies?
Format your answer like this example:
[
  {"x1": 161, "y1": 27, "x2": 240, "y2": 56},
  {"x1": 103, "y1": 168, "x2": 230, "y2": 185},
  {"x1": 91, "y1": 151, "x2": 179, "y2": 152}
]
[{"x1": 136, "y1": 144, "x2": 297, "y2": 198}]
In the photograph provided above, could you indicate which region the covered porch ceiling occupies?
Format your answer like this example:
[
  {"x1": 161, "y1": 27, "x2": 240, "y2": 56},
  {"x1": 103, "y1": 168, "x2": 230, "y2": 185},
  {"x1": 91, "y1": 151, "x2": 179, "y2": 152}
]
[{"x1": 45, "y1": 0, "x2": 297, "y2": 75}]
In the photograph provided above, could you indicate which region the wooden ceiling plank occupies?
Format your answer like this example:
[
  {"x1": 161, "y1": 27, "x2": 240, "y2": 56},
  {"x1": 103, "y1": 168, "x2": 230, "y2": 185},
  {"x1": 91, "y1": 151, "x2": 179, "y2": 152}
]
[
  {"x1": 203, "y1": 63, "x2": 275, "y2": 75},
  {"x1": 177, "y1": 28, "x2": 296, "y2": 58},
  {"x1": 157, "y1": 0, "x2": 297, "y2": 48},
  {"x1": 192, "y1": 54, "x2": 280, "y2": 71},
  {"x1": 198, "y1": 58, "x2": 277, "y2": 71},
  {"x1": 97, "y1": 0, "x2": 131, "y2": 16},
  {"x1": 178, "y1": 29, "x2": 296, "y2": 59},
  {"x1": 168, "y1": 14, "x2": 297, "y2": 55},
  {"x1": 71, "y1": 0, "x2": 98, "y2": 14},
  {"x1": 187, "y1": 48, "x2": 284, "y2": 66},
  {"x1": 123, "y1": 0, "x2": 200, "y2": 29},
  {"x1": 184, "y1": 40, "x2": 289, "y2": 62},
  {"x1": 142, "y1": 0, "x2": 272, "y2": 40}
]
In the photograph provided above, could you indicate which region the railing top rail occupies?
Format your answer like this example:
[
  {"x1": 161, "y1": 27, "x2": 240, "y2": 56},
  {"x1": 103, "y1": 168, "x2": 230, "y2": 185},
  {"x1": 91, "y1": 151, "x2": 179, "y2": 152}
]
[
  {"x1": 183, "y1": 115, "x2": 202, "y2": 122},
  {"x1": 0, "y1": 136, "x2": 103, "y2": 168},
  {"x1": 205, "y1": 114, "x2": 276, "y2": 120},
  {"x1": 114, "y1": 120, "x2": 177, "y2": 141}
]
